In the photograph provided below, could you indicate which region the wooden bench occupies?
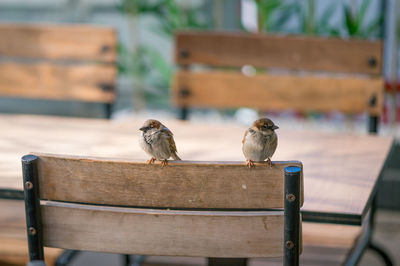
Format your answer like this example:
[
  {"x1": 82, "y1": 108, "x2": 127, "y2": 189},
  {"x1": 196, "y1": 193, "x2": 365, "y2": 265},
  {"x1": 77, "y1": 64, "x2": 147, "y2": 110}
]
[
  {"x1": 22, "y1": 153, "x2": 303, "y2": 266},
  {"x1": 171, "y1": 31, "x2": 383, "y2": 263},
  {"x1": 0, "y1": 24, "x2": 117, "y2": 118},
  {"x1": 172, "y1": 31, "x2": 384, "y2": 132}
]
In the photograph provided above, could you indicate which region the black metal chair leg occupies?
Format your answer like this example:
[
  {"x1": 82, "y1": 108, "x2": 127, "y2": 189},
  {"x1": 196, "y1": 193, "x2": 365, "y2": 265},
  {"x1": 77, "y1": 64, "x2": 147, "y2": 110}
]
[
  {"x1": 123, "y1": 254, "x2": 131, "y2": 266},
  {"x1": 368, "y1": 241, "x2": 394, "y2": 266},
  {"x1": 344, "y1": 196, "x2": 376, "y2": 266},
  {"x1": 104, "y1": 103, "x2": 112, "y2": 119},
  {"x1": 179, "y1": 107, "x2": 189, "y2": 120},
  {"x1": 344, "y1": 194, "x2": 394, "y2": 266},
  {"x1": 368, "y1": 115, "x2": 378, "y2": 134},
  {"x1": 208, "y1": 258, "x2": 247, "y2": 266},
  {"x1": 55, "y1": 250, "x2": 79, "y2": 266},
  {"x1": 132, "y1": 255, "x2": 146, "y2": 266}
]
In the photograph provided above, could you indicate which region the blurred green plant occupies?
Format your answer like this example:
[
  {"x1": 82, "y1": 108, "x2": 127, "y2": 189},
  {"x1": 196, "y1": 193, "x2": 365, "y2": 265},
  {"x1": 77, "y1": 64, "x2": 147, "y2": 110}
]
[
  {"x1": 295, "y1": 0, "x2": 339, "y2": 36},
  {"x1": 254, "y1": 0, "x2": 338, "y2": 35},
  {"x1": 255, "y1": 0, "x2": 382, "y2": 38},
  {"x1": 117, "y1": 0, "x2": 211, "y2": 108},
  {"x1": 343, "y1": 0, "x2": 383, "y2": 38},
  {"x1": 255, "y1": 0, "x2": 294, "y2": 32}
]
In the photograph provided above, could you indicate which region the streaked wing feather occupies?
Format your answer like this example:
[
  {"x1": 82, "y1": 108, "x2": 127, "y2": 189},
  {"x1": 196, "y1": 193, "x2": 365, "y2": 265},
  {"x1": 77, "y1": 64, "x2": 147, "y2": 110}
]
[{"x1": 162, "y1": 128, "x2": 177, "y2": 153}]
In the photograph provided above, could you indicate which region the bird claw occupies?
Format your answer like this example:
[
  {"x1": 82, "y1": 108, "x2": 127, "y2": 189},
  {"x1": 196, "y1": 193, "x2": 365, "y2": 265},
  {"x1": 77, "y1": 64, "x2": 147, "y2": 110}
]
[
  {"x1": 246, "y1": 160, "x2": 254, "y2": 168},
  {"x1": 147, "y1": 157, "x2": 156, "y2": 164},
  {"x1": 161, "y1": 160, "x2": 168, "y2": 167},
  {"x1": 267, "y1": 158, "x2": 272, "y2": 168}
]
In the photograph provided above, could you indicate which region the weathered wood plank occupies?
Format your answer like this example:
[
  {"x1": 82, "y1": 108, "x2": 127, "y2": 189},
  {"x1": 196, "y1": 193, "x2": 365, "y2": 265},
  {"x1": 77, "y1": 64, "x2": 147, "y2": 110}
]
[
  {"x1": 35, "y1": 153, "x2": 303, "y2": 209},
  {"x1": 41, "y1": 201, "x2": 284, "y2": 258},
  {"x1": 175, "y1": 31, "x2": 382, "y2": 75},
  {"x1": 0, "y1": 24, "x2": 117, "y2": 62},
  {"x1": 0, "y1": 63, "x2": 116, "y2": 103},
  {"x1": 172, "y1": 71, "x2": 384, "y2": 115}
]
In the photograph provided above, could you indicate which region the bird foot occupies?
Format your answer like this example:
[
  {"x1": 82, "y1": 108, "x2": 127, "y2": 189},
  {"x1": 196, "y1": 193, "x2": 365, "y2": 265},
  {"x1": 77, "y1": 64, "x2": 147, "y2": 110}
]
[
  {"x1": 267, "y1": 158, "x2": 272, "y2": 168},
  {"x1": 161, "y1": 160, "x2": 168, "y2": 167},
  {"x1": 246, "y1": 160, "x2": 254, "y2": 168},
  {"x1": 147, "y1": 157, "x2": 156, "y2": 164}
]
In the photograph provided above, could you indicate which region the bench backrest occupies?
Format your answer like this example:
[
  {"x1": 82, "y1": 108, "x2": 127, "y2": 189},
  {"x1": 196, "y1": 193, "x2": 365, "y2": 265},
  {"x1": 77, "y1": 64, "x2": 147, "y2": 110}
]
[
  {"x1": 172, "y1": 32, "x2": 384, "y2": 120},
  {"x1": 0, "y1": 24, "x2": 117, "y2": 117},
  {"x1": 22, "y1": 153, "x2": 303, "y2": 264}
]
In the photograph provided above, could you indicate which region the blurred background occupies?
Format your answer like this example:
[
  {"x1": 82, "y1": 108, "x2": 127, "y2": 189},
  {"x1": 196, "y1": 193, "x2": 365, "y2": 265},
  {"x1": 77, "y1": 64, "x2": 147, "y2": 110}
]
[
  {"x1": 0, "y1": 0, "x2": 398, "y2": 129},
  {"x1": 0, "y1": 0, "x2": 399, "y2": 265}
]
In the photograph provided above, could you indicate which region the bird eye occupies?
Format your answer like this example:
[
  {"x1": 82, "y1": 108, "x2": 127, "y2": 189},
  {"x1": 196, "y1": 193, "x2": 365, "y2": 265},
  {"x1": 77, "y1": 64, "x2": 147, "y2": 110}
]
[{"x1": 262, "y1": 125, "x2": 268, "y2": 129}]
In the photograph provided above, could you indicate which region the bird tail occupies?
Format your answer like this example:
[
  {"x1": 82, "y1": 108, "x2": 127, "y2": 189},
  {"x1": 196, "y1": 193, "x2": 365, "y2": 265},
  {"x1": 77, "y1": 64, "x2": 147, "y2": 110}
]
[{"x1": 171, "y1": 152, "x2": 181, "y2": 160}]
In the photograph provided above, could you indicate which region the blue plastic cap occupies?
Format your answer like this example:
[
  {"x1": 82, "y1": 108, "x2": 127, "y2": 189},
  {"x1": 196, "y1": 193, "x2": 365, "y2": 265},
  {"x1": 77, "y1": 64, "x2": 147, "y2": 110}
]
[{"x1": 284, "y1": 166, "x2": 301, "y2": 173}]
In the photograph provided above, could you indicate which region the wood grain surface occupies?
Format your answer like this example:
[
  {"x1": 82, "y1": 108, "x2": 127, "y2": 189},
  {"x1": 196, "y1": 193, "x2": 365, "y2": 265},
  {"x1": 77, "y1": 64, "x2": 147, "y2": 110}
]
[
  {"x1": 41, "y1": 201, "x2": 284, "y2": 258},
  {"x1": 0, "y1": 63, "x2": 116, "y2": 102},
  {"x1": 172, "y1": 71, "x2": 384, "y2": 115},
  {"x1": 0, "y1": 200, "x2": 62, "y2": 266},
  {"x1": 0, "y1": 24, "x2": 117, "y2": 62},
  {"x1": 0, "y1": 114, "x2": 393, "y2": 221},
  {"x1": 175, "y1": 32, "x2": 382, "y2": 75},
  {"x1": 36, "y1": 153, "x2": 303, "y2": 209}
]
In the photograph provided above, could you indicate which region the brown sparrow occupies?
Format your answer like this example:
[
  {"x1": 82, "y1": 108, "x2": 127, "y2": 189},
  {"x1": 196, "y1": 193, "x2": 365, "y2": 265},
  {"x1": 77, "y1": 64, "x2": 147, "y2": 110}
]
[
  {"x1": 139, "y1": 119, "x2": 181, "y2": 166},
  {"x1": 242, "y1": 118, "x2": 279, "y2": 168}
]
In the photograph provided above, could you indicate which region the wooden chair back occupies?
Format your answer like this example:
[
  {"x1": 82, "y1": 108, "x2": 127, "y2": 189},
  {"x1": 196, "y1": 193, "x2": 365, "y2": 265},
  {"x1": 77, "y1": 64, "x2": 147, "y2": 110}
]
[
  {"x1": 22, "y1": 153, "x2": 303, "y2": 264},
  {"x1": 172, "y1": 32, "x2": 384, "y2": 131},
  {"x1": 0, "y1": 24, "x2": 117, "y2": 118}
]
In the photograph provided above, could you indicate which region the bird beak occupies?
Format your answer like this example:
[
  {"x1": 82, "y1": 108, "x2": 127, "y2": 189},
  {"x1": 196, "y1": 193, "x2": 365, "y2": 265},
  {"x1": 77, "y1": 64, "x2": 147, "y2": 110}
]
[
  {"x1": 139, "y1": 127, "x2": 147, "y2": 131},
  {"x1": 272, "y1": 125, "x2": 279, "y2": 130}
]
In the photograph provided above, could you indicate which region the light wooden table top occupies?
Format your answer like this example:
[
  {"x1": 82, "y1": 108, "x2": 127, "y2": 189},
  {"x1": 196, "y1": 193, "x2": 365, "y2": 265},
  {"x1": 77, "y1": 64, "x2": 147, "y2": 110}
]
[{"x1": 0, "y1": 114, "x2": 393, "y2": 225}]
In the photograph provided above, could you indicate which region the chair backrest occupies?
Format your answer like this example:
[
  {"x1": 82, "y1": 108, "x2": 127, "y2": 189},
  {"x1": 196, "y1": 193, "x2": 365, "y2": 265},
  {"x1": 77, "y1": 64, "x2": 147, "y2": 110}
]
[
  {"x1": 172, "y1": 32, "x2": 384, "y2": 131},
  {"x1": 22, "y1": 153, "x2": 303, "y2": 264},
  {"x1": 0, "y1": 24, "x2": 117, "y2": 118}
]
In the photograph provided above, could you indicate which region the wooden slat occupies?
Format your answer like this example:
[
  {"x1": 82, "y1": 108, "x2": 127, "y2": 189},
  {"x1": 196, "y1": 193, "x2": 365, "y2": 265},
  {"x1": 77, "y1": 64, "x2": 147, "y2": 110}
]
[
  {"x1": 0, "y1": 24, "x2": 116, "y2": 62},
  {"x1": 35, "y1": 153, "x2": 303, "y2": 209},
  {"x1": 0, "y1": 63, "x2": 116, "y2": 103},
  {"x1": 175, "y1": 31, "x2": 382, "y2": 75},
  {"x1": 172, "y1": 71, "x2": 384, "y2": 115},
  {"x1": 41, "y1": 201, "x2": 284, "y2": 258}
]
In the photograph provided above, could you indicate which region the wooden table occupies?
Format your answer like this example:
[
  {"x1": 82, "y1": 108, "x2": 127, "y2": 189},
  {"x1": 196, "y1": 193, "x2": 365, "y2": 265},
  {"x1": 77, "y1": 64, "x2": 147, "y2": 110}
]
[
  {"x1": 0, "y1": 114, "x2": 393, "y2": 225},
  {"x1": 0, "y1": 114, "x2": 394, "y2": 265}
]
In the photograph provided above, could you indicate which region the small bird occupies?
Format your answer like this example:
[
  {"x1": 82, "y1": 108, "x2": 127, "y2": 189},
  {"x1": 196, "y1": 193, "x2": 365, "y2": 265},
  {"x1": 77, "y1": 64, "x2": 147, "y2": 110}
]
[
  {"x1": 139, "y1": 119, "x2": 181, "y2": 166},
  {"x1": 242, "y1": 118, "x2": 279, "y2": 168}
]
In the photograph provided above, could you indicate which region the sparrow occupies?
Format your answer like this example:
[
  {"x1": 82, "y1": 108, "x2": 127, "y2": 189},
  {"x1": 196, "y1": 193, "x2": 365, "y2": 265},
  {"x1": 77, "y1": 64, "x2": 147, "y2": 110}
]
[
  {"x1": 139, "y1": 119, "x2": 181, "y2": 166},
  {"x1": 242, "y1": 118, "x2": 279, "y2": 168}
]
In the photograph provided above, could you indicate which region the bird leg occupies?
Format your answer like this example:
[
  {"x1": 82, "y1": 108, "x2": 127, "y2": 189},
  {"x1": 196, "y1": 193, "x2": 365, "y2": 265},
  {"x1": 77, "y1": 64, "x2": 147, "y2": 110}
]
[
  {"x1": 246, "y1": 159, "x2": 254, "y2": 168},
  {"x1": 147, "y1": 157, "x2": 156, "y2": 164},
  {"x1": 267, "y1": 158, "x2": 272, "y2": 168},
  {"x1": 161, "y1": 160, "x2": 168, "y2": 167}
]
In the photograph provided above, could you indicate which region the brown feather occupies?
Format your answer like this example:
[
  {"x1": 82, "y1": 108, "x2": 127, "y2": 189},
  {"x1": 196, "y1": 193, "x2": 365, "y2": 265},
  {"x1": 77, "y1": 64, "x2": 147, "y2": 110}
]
[
  {"x1": 242, "y1": 129, "x2": 248, "y2": 144},
  {"x1": 165, "y1": 130, "x2": 181, "y2": 160}
]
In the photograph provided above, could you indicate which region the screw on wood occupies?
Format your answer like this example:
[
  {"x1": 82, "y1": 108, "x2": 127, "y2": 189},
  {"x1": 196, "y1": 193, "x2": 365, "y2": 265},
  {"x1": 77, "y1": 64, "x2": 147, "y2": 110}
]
[
  {"x1": 25, "y1": 181, "x2": 33, "y2": 190},
  {"x1": 179, "y1": 87, "x2": 191, "y2": 98},
  {"x1": 369, "y1": 94, "x2": 377, "y2": 107},
  {"x1": 286, "y1": 193, "x2": 296, "y2": 202},
  {"x1": 101, "y1": 45, "x2": 111, "y2": 54},
  {"x1": 180, "y1": 49, "x2": 189, "y2": 58},
  {"x1": 286, "y1": 241, "x2": 294, "y2": 249},
  {"x1": 98, "y1": 83, "x2": 114, "y2": 92},
  {"x1": 368, "y1": 57, "x2": 377, "y2": 67},
  {"x1": 29, "y1": 227, "x2": 37, "y2": 235}
]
